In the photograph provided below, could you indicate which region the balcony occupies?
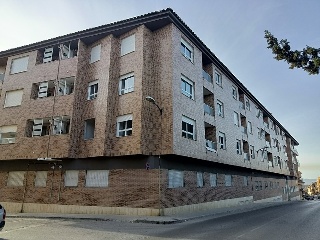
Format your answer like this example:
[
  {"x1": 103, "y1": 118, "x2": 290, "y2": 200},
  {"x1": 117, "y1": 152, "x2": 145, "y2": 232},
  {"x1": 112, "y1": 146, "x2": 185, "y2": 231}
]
[
  {"x1": 206, "y1": 139, "x2": 217, "y2": 152},
  {"x1": 263, "y1": 121, "x2": 269, "y2": 129},
  {"x1": 239, "y1": 101, "x2": 245, "y2": 110},
  {"x1": 204, "y1": 104, "x2": 214, "y2": 116},
  {"x1": 244, "y1": 153, "x2": 250, "y2": 161},
  {"x1": 241, "y1": 126, "x2": 247, "y2": 135},
  {"x1": 265, "y1": 141, "x2": 271, "y2": 148},
  {"x1": 291, "y1": 146, "x2": 299, "y2": 156},
  {"x1": 202, "y1": 70, "x2": 212, "y2": 84}
]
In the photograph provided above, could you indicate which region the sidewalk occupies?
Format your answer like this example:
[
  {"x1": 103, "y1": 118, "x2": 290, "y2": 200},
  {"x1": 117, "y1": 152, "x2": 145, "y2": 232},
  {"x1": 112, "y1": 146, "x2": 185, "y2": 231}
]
[{"x1": 7, "y1": 201, "x2": 293, "y2": 224}]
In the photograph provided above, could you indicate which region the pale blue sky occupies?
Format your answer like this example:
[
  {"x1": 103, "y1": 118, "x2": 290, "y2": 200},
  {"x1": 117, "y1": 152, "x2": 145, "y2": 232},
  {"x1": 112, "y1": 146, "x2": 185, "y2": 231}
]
[{"x1": 1, "y1": 0, "x2": 319, "y2": 179}]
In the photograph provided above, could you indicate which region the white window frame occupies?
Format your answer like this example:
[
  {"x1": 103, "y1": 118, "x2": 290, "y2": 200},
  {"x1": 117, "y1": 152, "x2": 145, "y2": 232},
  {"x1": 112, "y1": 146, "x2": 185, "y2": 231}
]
[
  {"x1": 84, "y1": 118, "x2": 95, "y2": 139},
  {"x1": 0, "y1": 125, "x2": 17, "y2": 144},
  {"x1": 232, "y1": 86, "x2": 237, "y2": 99},
  {"x1": 121, "y1": 34, "x2": 135, "y2": 56},
  {"x1": 117, "y1": 114, "x2": 133, "y2": 137},
  {"x1": 90, "y1": 44, "x2": 101, "y2": 63},
  {"x1": 217, "y1": 100, "x2": 224, "y2": 117},
  {"x1": 233, "y1": 112, "x2": 240, "y2": 126},
  {"x1": 64, "y1": 170, "x2": 79, "y2": 187},
  {"x1": 250, "y1": 145, "x2": 255, "y2": 159},
  {"x1": 209, "y1": 173, "x2": 217, "y2": 187},
  {"x1": 180, "y1": 38, "x2": 193, "y2": 62},
  {"x1": 182, "y1": 116, "x2": 196, "y2": 140},
  {"x1": 197, "y1": 172, "x2": 204, "y2": 187},
  {"x1": 10, "y1": 56, "x2": 29, "y2": 74},
  {"x1": 168, "y1": 170, "x2": 184, "y2": 188},
  {"x1": 236, "y1": 139, "x2": 242, "y2": 155},
  {"x1": 215, "y1": 71, "x2": 222, "y2": 86},
  {"x1": 181, "y1": 75, "x2": 194, "y2": 99},
  {"x1": 225, "y1": 174, "x2": 232, "y2": 187},
  {"x1": 248, "y1": 121, "x2": 252, "y2": 134},
  {"x1": 119, "y1": 73, "x2": 134, "y2": 95},
  {"x1": 4, "y1": 89, "x2": 23, "y2": 108},
  {"x1": 218, "y1": 132, "x2": 226, "y2": 149},
  {"x1": 85, "y1": 170, "x2": 109, "y2": 187},
  {"x1": 34, "y1": 171, "x2": 47, "y2": 187},
  {"x1": 88, "y1": 80, "x2": 98, "y2": 100}
]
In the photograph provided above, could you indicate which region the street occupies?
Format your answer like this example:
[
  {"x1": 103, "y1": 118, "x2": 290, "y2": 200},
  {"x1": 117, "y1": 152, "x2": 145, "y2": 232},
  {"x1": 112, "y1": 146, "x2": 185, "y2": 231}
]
[{"x1": 0, "y1": 201, "x2": 319, "y2": 240}]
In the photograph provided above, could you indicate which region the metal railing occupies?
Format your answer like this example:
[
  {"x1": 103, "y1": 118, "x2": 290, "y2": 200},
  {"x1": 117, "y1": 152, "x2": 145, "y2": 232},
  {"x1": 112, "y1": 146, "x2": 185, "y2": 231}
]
[
  {"x1": 204, "y1": 104, "x2": 214, "y2": 116},
  {"x1": 202, "y1": 70, "x2": 212, "y2": 83},
  {"x1": 244, "y1": 153, "x2": 250, "y2": 161},
  {"x1": 206, "y1": 139, "x2": 217, "y2": 152},
  {"x1": 241, "y1": 126, "x2": 247, "y2": 135}
]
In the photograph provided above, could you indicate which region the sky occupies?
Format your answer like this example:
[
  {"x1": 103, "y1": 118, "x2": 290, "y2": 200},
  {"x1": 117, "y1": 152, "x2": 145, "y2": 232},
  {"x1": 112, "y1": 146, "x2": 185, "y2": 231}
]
[{"x1": 0, "y1": 0, "x2": 319, "y2": 180}]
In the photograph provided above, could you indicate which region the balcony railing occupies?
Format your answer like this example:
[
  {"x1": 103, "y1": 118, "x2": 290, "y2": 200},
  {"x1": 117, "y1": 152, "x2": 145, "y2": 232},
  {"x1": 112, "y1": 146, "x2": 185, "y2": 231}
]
[
  {"x1": 239, "y1": 101, "x2": 245, "y2": 109},
  {"x1": 291, "y1": 145, "x2": 299, "y2": 156},
  {"x1": 263, "y1": 121, "x2": 269, "y2": 129},
  {"x1": 206, "y1": 139, "x2": 217, "y2": 152},
  {"x1": 204, "y1": 104, "x2": 214, "y2": 116},
  {"x1": 265, "y1": 141, "x2": 271, "y2": 148},
  {"x1": 0, "y1": 73, "x2": 4, "y2": 81},
  {"x1": 244, "y1": 153, "x2": 250, "y2": 161},
  {"x1": 241, "y1": 126, "x2": 247, "y2": 135},
  {"x1": 202, "y1": 70, "x2": 212, "y2": 83}
]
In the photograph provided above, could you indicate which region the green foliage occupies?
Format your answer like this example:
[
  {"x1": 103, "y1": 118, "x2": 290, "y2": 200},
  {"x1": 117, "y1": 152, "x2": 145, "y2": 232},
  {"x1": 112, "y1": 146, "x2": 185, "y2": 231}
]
[{"x1": 264, "y1": 30, "x2": 320, "y2": 75}]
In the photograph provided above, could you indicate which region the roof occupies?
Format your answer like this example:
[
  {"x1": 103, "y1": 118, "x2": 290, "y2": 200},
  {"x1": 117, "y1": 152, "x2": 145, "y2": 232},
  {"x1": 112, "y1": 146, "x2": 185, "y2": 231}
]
[{"x1": 0, "y1": 8, "x2": 298, "y2": 145}]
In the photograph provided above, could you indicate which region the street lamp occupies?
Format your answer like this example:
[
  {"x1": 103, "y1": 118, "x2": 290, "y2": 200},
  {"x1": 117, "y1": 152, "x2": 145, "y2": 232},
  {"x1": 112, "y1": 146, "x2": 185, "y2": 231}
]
[{"x1": 145, "y1": 96, "x2": 162, "y2": 115}]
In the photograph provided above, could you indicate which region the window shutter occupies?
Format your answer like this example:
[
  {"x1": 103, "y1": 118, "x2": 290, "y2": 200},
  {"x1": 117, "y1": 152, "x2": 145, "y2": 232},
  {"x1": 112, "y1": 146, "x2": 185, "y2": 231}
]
[
  {"x1": 43, "y1": 47, "x2": 53, "y2": 63},
  {"x1": 4, "y1": 89, "x2": 23, "y2": 107},
  {"x1": 38, "y1": 82, "x2": 49, "y2": 98},
  {"x1": 35, "y1": 171, "x2": 47, "y2": 187},
  {"x1": 90, "y1": 44, "x2": 101, "y2": 63},
  {"x1": 32, "y1": 119, "x2": 43, "y2": 136},
  {"x1": 117, "y1": 114, "x2": 133, "y2": 123},
  {"x1": 121, "y1": 35, "x2": 135, "y2": 56},
  {"x1": 10, "y1": 56, "x2": 29, "y2": 74}
]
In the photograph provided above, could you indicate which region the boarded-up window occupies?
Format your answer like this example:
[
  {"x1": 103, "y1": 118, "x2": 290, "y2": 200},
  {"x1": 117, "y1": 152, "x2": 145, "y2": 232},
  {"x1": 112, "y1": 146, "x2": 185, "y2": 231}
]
[
  {"x1": 90, "y1": 44, "x2": 101, "y2": 63},
  {"x1": 7, "y1": 171, "x2": 25, "y2": 186},
  {"x1": 168, "y1": 170, "x2": 184, "y2": 188},
  {"x1": 85, "y1": 170, "x2": 108, "y2": 187},
  {"x1": 121, "y1": 34, "x2": 135, "y2": 56},
  {"x1": 34, "y1": 171, "x2": 47, "y2": 187},
  {"x1": 209, "y1": 173, "x2": 217, "y2": 187},
  {"x1": 225, "y1": 174, "x2": 232, "y2": 187},
  {"x1": 4, "y1": 89, "x2": 23, "y2": 107},
  {"x1": 64, "y1": 170, "x2": 79, "y2": 187},
  {"x1": 10, "y1": 56, "x2": 29, "y2": 74}
]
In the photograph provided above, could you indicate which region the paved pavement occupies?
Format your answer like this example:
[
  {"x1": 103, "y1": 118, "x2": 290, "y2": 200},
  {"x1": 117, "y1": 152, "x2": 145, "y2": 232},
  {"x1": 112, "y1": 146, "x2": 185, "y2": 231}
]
[{"x1": 6, "y1": 201, "x2": 296, "y2": 224}]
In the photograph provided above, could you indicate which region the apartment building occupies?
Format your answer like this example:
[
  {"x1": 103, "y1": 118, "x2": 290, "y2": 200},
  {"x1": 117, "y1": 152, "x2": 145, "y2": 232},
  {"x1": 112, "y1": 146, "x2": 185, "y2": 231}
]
[{"x1": 0, "y1": 9, "x2": 300, "y2": 216}]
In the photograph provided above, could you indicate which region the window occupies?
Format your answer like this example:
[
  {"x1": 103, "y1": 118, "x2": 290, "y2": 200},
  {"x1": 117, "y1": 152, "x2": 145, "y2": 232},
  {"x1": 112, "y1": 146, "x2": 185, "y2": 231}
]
[
  {"x1": 90, "y1": 44, "x2": 101, "y2": 63},
  {"x1": 0, "y1": 125, "x2": 17, "y2": 144},
  {"x1": 256, "y1": 107, "x2": 261, "y2": 118},
  {"x1": 218, "y1": 132, "x2": 226, "y2": 149},
  {"x1": 225, "y1": 174, "x2": 232, "y2": 187},
  {"x1": 84, "y1": 118, "x2": 95, "y2": 139},
  {"x1": 243, "y1": 176, "x2": 248, "y2": 186},
  {"x1": 10, "y1": 56, "x2": 29, "y2": 74},
  {"x1": 7, "y1": 171, "x2": 25, "y2": 187},
  {"x1": 182, "y1": 116, "x2": 196, "y2": 140},
  {"x1": 197, "y1": 172, "x2": 204, "y2": 187},
  {"x1": 245, "y1": 98, "x2": 250, "y2": 110},
  {"x1": 4, "y1": 89, "x2": 23, "y2": 107},
  {"x1": 117, "y1": 114, "x2": 132, "y2": 137},
  {"x1": 216, "y1": 100, "x2": 224, "y2": 117},
  {"x1": 180, "y1": 38, "x2": 193, "y2": 62},
  {"x1": 121, "y1": 34, "x2": 135, "y2": 56},
  {"x1": 181, "y1": 75, "x2": 194, "y2": 99},
  {"x1": 64, "y1": 170, "x2": 79, "y2": 187},
  {"x1": 209, "y1": 173, "x2": 217, "y2": 187},
  {"x1": 215, "y1": 71, "x2": 222, "y2": 86},
  {"x1": 236, "y1": 139, "x2": 242, "y2": 155},
  {"x1": 57, "y1": 77, "x2": 74, "y2": 96},
  {"x1": 85, "y1": 170, "x2": 109, "y2": 187},
  {"x1": 119, "y1": 73, "x2": 134, "y2": 95},
  {"x1": 168, "y1": 170, "x2": 184, "y2": 188},
  {"x1": 232, "y1": 86, "x2": 237, "y2": 99},
  {"x1": 250, "y1": 145, "x2": 255, "y2": 159},
  {"x1": 248, "y1": 121, "x2": 252, "y2": 134},
  {"x1": 88, "y1": 80, "x2": 98, "y2": 100},
  {"x1": 233, "y1": 112, "x2": 239, "y2": 126},
  {"x1": 52, "y1": 116, "x2": 70, "y2": 135},
  {"x1": 34, "y1": 171, "x2": 47, "y2": 187}
]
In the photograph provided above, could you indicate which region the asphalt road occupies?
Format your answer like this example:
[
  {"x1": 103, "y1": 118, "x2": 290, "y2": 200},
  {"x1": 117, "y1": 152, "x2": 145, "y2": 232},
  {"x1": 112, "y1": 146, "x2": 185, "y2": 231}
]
[{"x1": 0, "y1": 200, "x2": 319, "y2": 240}]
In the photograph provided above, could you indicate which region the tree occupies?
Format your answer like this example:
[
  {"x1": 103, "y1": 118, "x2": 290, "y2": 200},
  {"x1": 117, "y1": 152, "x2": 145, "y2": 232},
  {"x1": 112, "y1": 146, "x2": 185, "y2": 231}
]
[{"x1": 264, "y1": 30, "x2": 320, "y2": 75}]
